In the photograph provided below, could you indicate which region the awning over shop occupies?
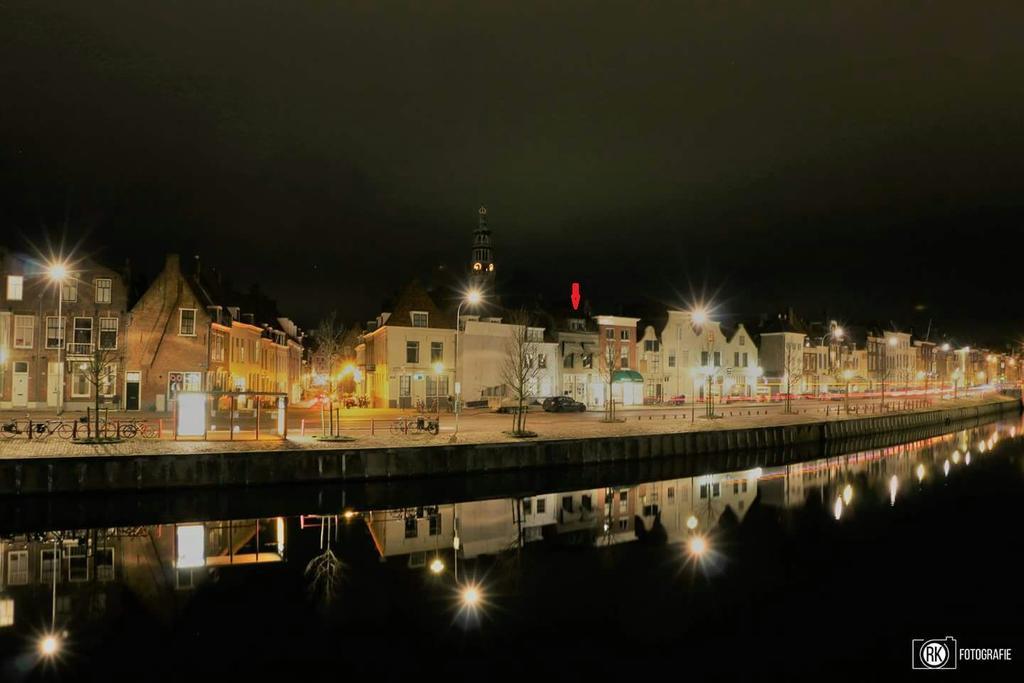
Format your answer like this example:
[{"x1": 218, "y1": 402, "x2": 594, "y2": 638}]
[{"x1": 612, "y1": 369, "x2": 644, "y2": 383}]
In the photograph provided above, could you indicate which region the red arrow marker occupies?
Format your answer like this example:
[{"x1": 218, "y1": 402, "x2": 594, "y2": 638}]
[{"x1": 570, "y1": 282, "x2": 581, "y2": 310}]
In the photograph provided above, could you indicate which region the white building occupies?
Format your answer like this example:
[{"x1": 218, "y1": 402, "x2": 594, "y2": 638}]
[
  {"x1": 457, "y1": 316, "x2": 560, "y2": 407},
  {"x1": 658, "y1": 310, "x2": 761, "y2": 401}
]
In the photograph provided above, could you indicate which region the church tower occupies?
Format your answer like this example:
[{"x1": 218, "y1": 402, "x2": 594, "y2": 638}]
[{"x1": 469, "y1": 205, "x2": 495, "y2": 290}]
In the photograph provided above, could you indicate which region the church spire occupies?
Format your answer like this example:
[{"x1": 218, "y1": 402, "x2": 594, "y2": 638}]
[{"x1": 470, "y1": 205, "x2": 495, "y2": 285}]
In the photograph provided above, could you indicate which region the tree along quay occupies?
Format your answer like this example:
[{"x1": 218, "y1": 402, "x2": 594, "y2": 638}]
[{"x1": 0, "y1": 396, "x2": 1017, "y2": 496}]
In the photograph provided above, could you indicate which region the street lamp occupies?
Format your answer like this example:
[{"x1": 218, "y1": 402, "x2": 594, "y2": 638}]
[
  {"x1": 452, "y1": 289, "x2": 482, "y2": 441},
  {"x1": 691, "y1": 307, "x2": 716, "y2": 418},
  {"x1": 46, "y1": 262, "x2": 70, "y2": 415}
]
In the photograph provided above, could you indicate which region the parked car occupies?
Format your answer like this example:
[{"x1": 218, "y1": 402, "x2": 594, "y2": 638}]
[
  {"x1": 542, "y1": 396, "x2": 586, "y2": 412},
  {"x1": 665, "y1": 394, "x2": 687, "y2": 405}
]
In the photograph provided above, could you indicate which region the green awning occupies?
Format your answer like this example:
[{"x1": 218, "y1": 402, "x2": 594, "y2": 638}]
[{"x1": 612, "y1": 369, "x2": 644, "y2": 383}]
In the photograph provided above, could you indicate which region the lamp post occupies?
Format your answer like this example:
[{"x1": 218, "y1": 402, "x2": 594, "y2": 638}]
[
  {"x1": 47, "y1": 262, "x2": 69, "y2": 415},
  {"x1": 452, "y1": 289, "x2": 481, "y2": 440},
  {"x1": 691, "y1": 307, "x2": 716, "y2": 419}
]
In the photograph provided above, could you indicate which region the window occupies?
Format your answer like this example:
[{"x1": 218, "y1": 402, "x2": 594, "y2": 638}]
[
  {"x1": 739, "y1": 335, "x2": 745, "y2": 346},
  {"x1": 537, "y1": 353, "x2": 547, "y2": 369},
  {"x1": 6, "y1": 550, "x2": 29, "y2": 585},
  {"x1": 713, "y1": 482, "x2": 721, "y2": 497},
  {"x1": 211, "y1": 333, "x2": 225, "y2": 362},
  {"x1": 618, "y1": 490, "x2": 628, "y2": 512},
  {"x1": 404, "y1": 517, "x2": 418, "y2": 539},
  {"x1": 99, "y1": 317, "x2": 118, "y2": 349},
  {"x1": 619, "y1": 346, "x2": 629, "y2": 368},
  {"x1": 45, "y1": 316, "x2": 66, "y2": 349},
  {"x1": 644, "y1": 340, "x2": 660, "y2": 352},
  {"x1": 399, "y1": 375, "x2": 411, "y2": 397},
  {"x1": 563, "y1": 353, "x2": 574, "y2": 368},
  {"x1": 61, "y1": 281, "x2": 77, "y2": 302},
  {"x1": 523, "y1": 498, "x2": 532, "y2": 514},
  {"x1": 734, "y1": 352, "x2": 740, "y2": 367},
  {"x1": 668, "y1": 353, "x2": 676, "y2": 368},
  {"x1": 713, "y1": 351, "x2": 721, "y2": 367},
  {"x1": 430, "y1": 341, "x2": 443, "y2": 363},
  {"x1": 742, "y1": 352, "x2": 749, "y2": 367},
  {"x1": 6, "y1": 275, "x2": 23, "y2": 300},
  {"x1": 14, "y1": 315, "x2": 33, "y2": 349},
  {"x1": 410, "y1": 311, "x2": 428, "y2": 328},
  {"x1": 536, "y1": 498, "x2": 546, "y2": 514},
  {"x1": 73, "y1": 317, "x2": 93, "y2": 348},
  {"x1": 179, "y1": 309, "x2": 197, "y2": 336},
  {"x1": 94, "y1": 278, "x2": 112, "y2": 304},
  {"x1": 667, "y1": 486, "x2": 675, "y2": 501},
  {"x1": 561, "y1": 496, "x2": 573, "y2": 512},
  {"x1": 406, "y1": 341, "x2": 419, "y2": 363},
  {"x1": 606, "y1": 329, "x2": 614, "y2": 339},
  {"x1": 617, "y1": 518, "x2": 629, "y2": 531},
  {"x1": 620, "y1": 330, "x2": 630, "y2": 341},
  {"x1": 429, "y1": 514, "x2": 441, "y2": 536},
  {"x1": 568, "y1": 319, "x2": 585, "y2": 331},
  {"x1": 582, "y1": 353, "x2": 593, "y2": 369},
  {"x1": 100, "y1": 364, "x2": 117, "y2": 397},
  {"x1": 701, "y1": 351, "x2": 709, "y2": 366}
]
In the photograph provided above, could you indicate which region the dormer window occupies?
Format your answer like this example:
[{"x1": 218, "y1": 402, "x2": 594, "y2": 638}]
[{"x1": 411, "y1": 311, "x2": 429, "y2": 328}]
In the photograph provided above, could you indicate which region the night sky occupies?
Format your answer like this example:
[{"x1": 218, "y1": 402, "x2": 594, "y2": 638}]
[{"x1": 2, "y1": 2, "x2": 1022, "y2": 343}]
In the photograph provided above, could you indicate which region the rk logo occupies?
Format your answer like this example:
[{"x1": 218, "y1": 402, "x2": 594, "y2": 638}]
[{"x1": 912, "y1": 637, "x2": 958, "y2": 670}]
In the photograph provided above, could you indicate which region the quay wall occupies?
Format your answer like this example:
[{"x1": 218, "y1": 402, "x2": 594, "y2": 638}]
[{"x1": 0, "y1": 398, "x2": 1018, "y2": 496}]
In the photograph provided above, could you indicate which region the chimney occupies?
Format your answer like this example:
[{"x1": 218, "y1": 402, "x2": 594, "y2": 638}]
[
  {"x1": 243, "y1": 313, "x2": 255, "y2": 325},
  {"x1": 165, "y1": 253, "x2": 181, "y2": 274}
]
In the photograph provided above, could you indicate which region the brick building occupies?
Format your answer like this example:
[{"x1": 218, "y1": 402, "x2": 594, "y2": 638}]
[{"x1": 1, "y1": 247, "x2": 129, "y2": 410}]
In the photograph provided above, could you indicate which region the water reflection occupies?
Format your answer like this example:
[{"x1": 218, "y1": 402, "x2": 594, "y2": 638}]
[{"x1": 0, "y1": 418, "x2": 1020, "y2": 673}]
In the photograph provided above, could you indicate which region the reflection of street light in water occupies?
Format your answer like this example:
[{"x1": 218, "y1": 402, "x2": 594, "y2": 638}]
[
  {"x1": 915, "y1": 463, "x2": 926, "y2": 482},
  {"x1": 832, "y1": 496, "x2": 843, "y2": 520},
  {"x1": 687, "y1": 535, "x2": 708, "y2": 557},
  {"x1": 842, "y1": 483, "x2": 854, "y2": 506},
  {"x1": 39, "y1": 535, "x2": 61, "y2": 659},
  {"x1": 889, "y1": 475, "x2": 898, "y2": 506},
  {"x1": 686, "y1": 515, "x2": 698, "y2": 530},
  {"x1": 429, "y1": 558, "x2": 445, "y2": 575},
  {"x1": 943, "y1": 460, "x2": 950, "y2": 477}
]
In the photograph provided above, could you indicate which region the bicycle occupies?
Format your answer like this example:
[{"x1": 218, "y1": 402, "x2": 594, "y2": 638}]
[
  {"x1": 390, "y1": 415, "x2": 440, "y2": 436},
  {"x1": 0, "y1": 418, "x2": 73, "y2": 440}
]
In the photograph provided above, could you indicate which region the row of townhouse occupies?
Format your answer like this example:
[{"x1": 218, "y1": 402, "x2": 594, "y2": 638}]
[
  {"x1": 758, "y1": 314, "x2": 1022, "y2": 395},
  {"x1": 351, "y1": 280, "x2": 1022, "y2": 410},
  {"x1": 1, "y1": 250, "x2": 303, "y2": 411}
]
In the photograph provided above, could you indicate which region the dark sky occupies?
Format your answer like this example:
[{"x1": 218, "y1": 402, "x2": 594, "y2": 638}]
[{"x1": 2, "y1": 2, "x2": 1023, "y2": 344}]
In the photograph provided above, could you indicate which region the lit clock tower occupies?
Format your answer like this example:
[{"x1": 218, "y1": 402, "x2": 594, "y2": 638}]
[{"x1": 469, "y1": 205, "x2": 495, "y2": 290}]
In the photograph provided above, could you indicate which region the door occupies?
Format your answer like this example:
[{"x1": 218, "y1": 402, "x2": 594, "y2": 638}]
[
  {"x1": 125, "y1": 371, "x2": 141, "y2": 411},
  {"x1": 12, "y1": 361, "x2": 29, "y2": 407},
  {"x1": 47, "y1": 361, "x2": 61, "y2": 407}
]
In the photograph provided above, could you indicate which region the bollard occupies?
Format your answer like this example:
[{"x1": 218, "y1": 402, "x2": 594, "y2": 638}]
[{"x1": 301, "y1": 418, "x2": 305, "y2": 437}]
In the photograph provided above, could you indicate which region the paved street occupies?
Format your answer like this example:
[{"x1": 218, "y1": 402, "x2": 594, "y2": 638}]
[{"x1": 0, "y1": 394, "x2": 1005, "y2": 459}]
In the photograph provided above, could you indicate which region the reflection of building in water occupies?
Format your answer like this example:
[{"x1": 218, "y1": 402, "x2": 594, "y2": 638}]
[{"x1": 0, "y1": 518, "x2": 285, "y2": 633}]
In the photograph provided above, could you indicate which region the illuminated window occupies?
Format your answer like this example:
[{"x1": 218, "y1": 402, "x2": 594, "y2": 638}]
[
  {"x1": 582, "y1": 353, "x2": 593, "y2": 369},
  {"x1": 14, "y1": 315, "x2": 33, "y2": 349},
  {"x1": 406, "y1": 341, "x2": 419, "y2": 363},
  {"x1": 73, "y1": 317, "x2": 93, "y2": 349},
  {"x1": 5, "y1": 275, "x2": 23, "y2": 301},
  {"x1": 430, "y1": 341, "x2": 443, "y2": 363},
  {"x1": 61, "y1": 281, "x2": 77, "y2": 302},
  {"x1": 410, "y1": 311, "x2": 428, "y2": 327},
  {"x1": 620, "y1": 330, "x2": 630, "y2": 341},
  {"x1": 94, "y1": 278, "x2": 112, "y2": 304}
]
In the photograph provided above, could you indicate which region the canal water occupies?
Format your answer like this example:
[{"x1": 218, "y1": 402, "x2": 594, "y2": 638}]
[{"x1": 1, "y1": 417, "x2": 1021, "y2": 680}]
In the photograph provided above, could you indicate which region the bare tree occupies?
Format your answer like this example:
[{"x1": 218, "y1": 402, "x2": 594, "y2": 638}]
[
  {"x1": 305, "y1": 515, "x2": 343, "y2": 611},
  {"x1": 782, "y1": 343, "x2": 803, "y2": 414},
  {"x1": 500, "y1": 310, "x2": 541, "y2": 435},
  {"x1": 81, "y1": 347, "x2": 120, "y2": 439},
  {"x1": 313, "y1": 312, "x2": 345, "y2": 395},
  {"x1": 599, "y1": 341, "x2": 619, "y2": 422}
]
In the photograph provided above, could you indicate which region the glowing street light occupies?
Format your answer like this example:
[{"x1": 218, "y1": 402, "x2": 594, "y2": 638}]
[
  {"x1": 686, "y1": 514, "x2": 699, "y2": 530},
  {"x1": 453, "y1": 289, "x2": 483, "y2": 440},
  {"x1": 429, "y1": 557, "x2": 445, "y2": 574},
  {"x1": 39, "y1": 634, "x2": 60, "y2": 657},
  {"x1": 691, "y1": 307, "x2": 708, "y2": 326}
]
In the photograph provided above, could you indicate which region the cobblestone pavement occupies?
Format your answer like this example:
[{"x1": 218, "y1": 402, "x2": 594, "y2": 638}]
[{"x1": 0, "y1": 396, "x2": 1010, "y2": 460}]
